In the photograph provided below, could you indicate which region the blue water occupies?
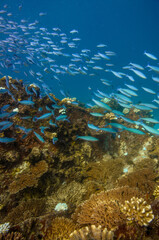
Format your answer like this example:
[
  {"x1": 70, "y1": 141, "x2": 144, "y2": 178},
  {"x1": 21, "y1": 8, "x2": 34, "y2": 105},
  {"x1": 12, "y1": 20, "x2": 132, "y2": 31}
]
[{"x1": 1, "y1": 0, "x2": 159, "y2": 104}]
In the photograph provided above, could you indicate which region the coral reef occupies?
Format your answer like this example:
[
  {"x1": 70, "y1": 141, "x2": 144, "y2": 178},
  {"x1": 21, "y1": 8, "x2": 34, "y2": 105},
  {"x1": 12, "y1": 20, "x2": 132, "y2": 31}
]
[
  {"x1": 0, "y1": 232, "x2": 25, "y2": 240},
  {"x1": 0, "y1": 77, "x2": 159, "y2": 239},
  {"x1": 120, "y1": 197, "x2": 154, "y2": 226},
  {"x1": 69, "y1": 225, "x2": 114, "y2": 240},
  {"x1": 42, "y1": 217, "x2": 77, "y2": 240},
  {"x1": 8, "y1": 160, "x2": 48, "y2": 194},
  {"x1": 117, "y1": 168, "x2": 157, "y2": 201},
  {"x1": 72, "y1": 186, "x2": 143, "y2": 230}
]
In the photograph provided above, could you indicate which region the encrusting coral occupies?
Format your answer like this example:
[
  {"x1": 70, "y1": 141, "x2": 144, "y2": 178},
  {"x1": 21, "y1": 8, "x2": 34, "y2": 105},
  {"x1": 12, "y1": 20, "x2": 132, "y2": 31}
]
[
  {"x1": 120, "y1": 197, "x2": 154, "y2": 226},
  {"x1": 69, "y1": 225, "x2": 114, "y2": 240}
]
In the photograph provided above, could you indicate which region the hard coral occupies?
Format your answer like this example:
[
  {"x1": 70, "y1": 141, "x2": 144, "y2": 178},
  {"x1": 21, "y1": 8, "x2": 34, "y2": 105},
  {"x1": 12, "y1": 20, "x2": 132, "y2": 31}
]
[
  {"x1": 153, "y1": 184, "x2": 159, "y2": 199},
  {"x1": 120, "y1": 197, "x2": 154, "y2": 226},
  {"x1": 9, "y1": 160, "x2": 48, "y2": 194},
  {"x1": 0, "y1": 232, "x2": 25, "y2": 240},
  {"x1": 117, "y1": 168, "x2": 157, "y2": 200},
  {"x1": 43, "y1": 217, "x2": 76, "y2": 240},
  {"x1": 4, "y1": 199, "x2": 46, "y2": 225},
  {"x1": 70, "y1": 225, "x2": 114, "y2": 240},
  {"x1": 72, "y1": 186, "x2": 142, "y2": 230}
]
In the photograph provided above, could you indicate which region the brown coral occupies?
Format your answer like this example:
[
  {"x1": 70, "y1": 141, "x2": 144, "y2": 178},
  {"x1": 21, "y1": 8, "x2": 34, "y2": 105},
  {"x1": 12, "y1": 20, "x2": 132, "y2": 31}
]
[
  {"x1": 9, "y1": 160, "x2": 48, "y2": 194},
  {"x1": 120, "y1": 197, "x2": 154, "y2": 226},
  {"x1": 117, "y1": 168, "x2": 157, "y2": 200},
  {"x1": 69, "y1": 225, "x2": 114, "y2": 240},
  {"x1": 4, "y1": 199, "x2": 46, "y2": 225},
  {"x1": 43, "y1": 217, "x2": 77, "y2": 240},
  {"x1": 0, "y1": 232, "x2": 25, "y2": 240},
  {"x1": 72, "y1": 186, "x2": 143, "y2": 230}
]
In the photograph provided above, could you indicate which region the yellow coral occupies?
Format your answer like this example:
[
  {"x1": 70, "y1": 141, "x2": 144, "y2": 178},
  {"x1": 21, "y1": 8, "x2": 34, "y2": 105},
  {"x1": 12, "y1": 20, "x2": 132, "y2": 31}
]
[
  {"x1": 70, "y1": 225, "x2": 114, "y2": 240},
  {"x1": 44, "y1": 217, "x2": 76, "y2": 240},
  {"x1": 120, "y1": 197, "x2": 154, "y2": 226},
  {"x1": 153, "y1": 185, "x2": 159, "y2": 199}
]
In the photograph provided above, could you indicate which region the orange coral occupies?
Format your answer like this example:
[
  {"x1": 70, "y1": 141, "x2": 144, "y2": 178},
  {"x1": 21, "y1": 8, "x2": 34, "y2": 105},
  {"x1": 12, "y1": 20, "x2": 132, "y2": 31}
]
[{"x1": 9, "y1": 160, "x2": 48, "y2": 194}]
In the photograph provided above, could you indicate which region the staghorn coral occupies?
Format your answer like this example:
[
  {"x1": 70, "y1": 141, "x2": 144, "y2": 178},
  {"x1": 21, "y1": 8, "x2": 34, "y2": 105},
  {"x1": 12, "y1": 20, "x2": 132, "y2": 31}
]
[
  {"x1": 69, "y1": 225, "x2": 114, "y2": 240},
  {"x1": 72, "y1": 186, "x2": 143, "y2": 230},
  {"x1": 43, "y1": 217, "x2": 77, "y2": 240},
  {"x1": 120, "y1": 197, "x2": 154, "y2": 226},
  {"x1": 0, "y1": 232, "x2": 25, "y2": 240},
  {"x1": 9, "y1": 160, "x2": 48, "y2": 194}
]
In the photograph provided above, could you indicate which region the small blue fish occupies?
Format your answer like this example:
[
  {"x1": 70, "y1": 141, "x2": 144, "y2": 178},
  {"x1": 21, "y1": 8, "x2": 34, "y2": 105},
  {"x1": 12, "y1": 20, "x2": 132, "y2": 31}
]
[
  {"x1": 0, "y1": 89, "x2": 8, "y2": 94},
  {"x1": 90, "y1": 112, "x2": 104, "y2": 117},
  {"x1": 100, "y1": 127, "x2": 117, "y2": 133},
  {"x1": 19, "y1": 100, "x2": 35, "y2": 105},
  {"x1": 88, "y1": 123, "x2": 100, "y2": 131},
  {"x1": 76, "y1": 136, "x2": 99, "y2": 141},
  {"x1": 34, "y1": 131, "x2": 45, "y2": 143},
  {"x1": 5, "y1": 76, "x2": 10, "y2": 89},
  {"x1": 92, "y1": 99, "x2": 112, "y2": 111},
  {"x1": 0, "y1": 122, "x2": 13, "y2": 131},
  {"x1": 1, "y1": 104, "x2": 10, "y2": 112},
  {"x1": 37, "y1": 113, "x2": 52, "y2": 120},
  {"x1": 0, "y1": 121, "x2": 11, "y2": 126},
  {"x1": 0, "y1": 137, "x2": 16, "y2": 143},
  {"x1": 52, "y1": 137, "x2": 58, "y2": 144},
  {"x1": 56, "y1": 114, "x2": 68, "y2": 121},
  {"x1": 124, "y1": 127, "x2": 145, "y2": 135}
]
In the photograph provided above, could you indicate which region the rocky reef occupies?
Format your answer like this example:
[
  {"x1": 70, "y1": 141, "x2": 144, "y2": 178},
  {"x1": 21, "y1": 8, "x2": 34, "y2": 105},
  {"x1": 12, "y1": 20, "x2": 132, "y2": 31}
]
[{"x1": 0, "y1": 77, "x2": 159, "y2": 239}]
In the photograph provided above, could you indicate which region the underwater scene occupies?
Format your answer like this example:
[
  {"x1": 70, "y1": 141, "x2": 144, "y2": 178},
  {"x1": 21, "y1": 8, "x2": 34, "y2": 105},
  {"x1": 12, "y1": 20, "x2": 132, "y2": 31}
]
[{"x1": 1, "y1": 0, "x2": 159, "y2": 239}]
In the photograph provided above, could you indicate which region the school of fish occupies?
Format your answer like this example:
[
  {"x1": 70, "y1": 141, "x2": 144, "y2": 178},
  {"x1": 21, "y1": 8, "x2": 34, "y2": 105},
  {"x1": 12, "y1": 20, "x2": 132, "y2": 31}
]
[{"x1": 0, "y1": 3, "x2": 159, "y2": 143}]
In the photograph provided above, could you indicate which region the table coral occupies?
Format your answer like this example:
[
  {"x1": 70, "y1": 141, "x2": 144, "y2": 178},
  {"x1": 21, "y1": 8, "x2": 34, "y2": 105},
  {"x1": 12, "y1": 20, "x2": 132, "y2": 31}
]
[
  {"x1": 69, "y1": 225, "x2": 114, "y2": 240},
  {"x1": 9, "y1": 160, "x2": 48, "y2": 194},
  {"x1": 120, "y1": 197, "x2": 154, "y2": 226}
]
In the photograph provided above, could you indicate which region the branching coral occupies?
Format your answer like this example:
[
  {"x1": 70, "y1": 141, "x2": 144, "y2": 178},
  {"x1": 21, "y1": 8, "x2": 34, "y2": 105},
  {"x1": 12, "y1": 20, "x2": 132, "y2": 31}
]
[
  {"x1": 43, "y1": 217, "x2": 77, "y2": 240},
  {"x1": 72, "y1": 186, "x2": 143, "y2": 230},
  {"x1": 9, "y1": 160, "x2": 48, "y2": 194},
  {"x1": 69, "y1": 225, "x2": 114, "y2": 240},
  {"x1": 153, "y1": 184, "x2": 159, "y2": 199},
  {"x1": 120, "y1": 197, "x2": 154, "y2": 226},
  {"x1": 0, "y1": 232, "x2": 25, "y2": 240}
]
